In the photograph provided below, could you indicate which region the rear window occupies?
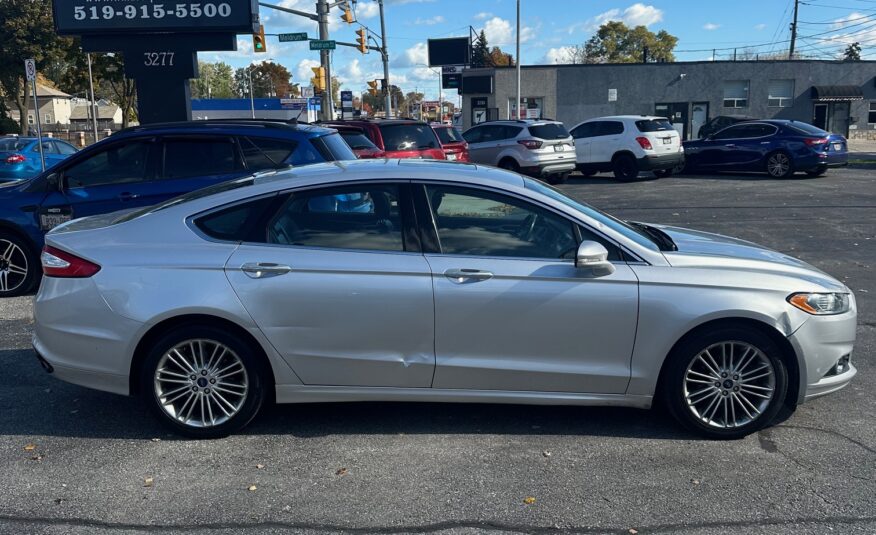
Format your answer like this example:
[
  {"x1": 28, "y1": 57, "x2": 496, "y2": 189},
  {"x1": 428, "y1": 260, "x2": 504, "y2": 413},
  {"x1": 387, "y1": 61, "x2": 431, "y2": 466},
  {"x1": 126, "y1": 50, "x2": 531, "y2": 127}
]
[
  {"x1": 0, "y1": 138, "x2": 30, "y2": 151},
  {"x1": 528, "y1": 123, "x2": 570, "y2": 140},
  {"x1": 434, "y1": 127, "x2": 463, "y2": 144},
  {"x1": 340, "y1": 131, "x2": 378, "y2": 150},
  {"x1": 636, "y1": 119, "x2": 674, "y2": 133},
  {"x1": 785, "y1": 122, "x2": 828, "y2": 136},
  {"x1": 378, "y1": 123, "x2": 439, "y2": 151}
]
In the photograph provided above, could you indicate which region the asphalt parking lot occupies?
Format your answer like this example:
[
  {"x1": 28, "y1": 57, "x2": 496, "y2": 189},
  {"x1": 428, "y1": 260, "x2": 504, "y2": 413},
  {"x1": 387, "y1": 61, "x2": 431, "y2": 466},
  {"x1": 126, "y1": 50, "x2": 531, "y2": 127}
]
[{"x1": 0, "y1": 167, "x2": 874, "y2": 534}]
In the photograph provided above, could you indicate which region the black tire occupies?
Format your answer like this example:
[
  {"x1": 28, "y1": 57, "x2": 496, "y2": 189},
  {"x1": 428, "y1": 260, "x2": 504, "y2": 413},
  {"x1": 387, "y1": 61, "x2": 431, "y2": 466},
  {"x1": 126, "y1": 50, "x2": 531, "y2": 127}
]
[
  {"x1": 498, "y1": 158, "x2": 520, "y2": 173},
  {"x1": 806, "y1": 167, "x2": 828, "y2": 178},
  {"x1": 576, "y1": 166, "x2": 597, "y2": 177},
  {"x1": 612, "y1": 154, "x2": 639, "y2": 181},
  {"x1": 662, "y1": 326, "x2": 789, "y2": 440},
  {"x1": 140, "y1": 325, "x2": 269, "y2": 439},
  {"x1": 653, "y1": 169, "x2": 673, "y2": 178},
  {"x1": 0, "y1": 231, "x2": 39, "y2": 298},
  {"x1": 546, "y1": 172, "x2": 569, "y2": 185},
  {"x1": 765, "y1": 151, "x2": 794, "y2": 178}
]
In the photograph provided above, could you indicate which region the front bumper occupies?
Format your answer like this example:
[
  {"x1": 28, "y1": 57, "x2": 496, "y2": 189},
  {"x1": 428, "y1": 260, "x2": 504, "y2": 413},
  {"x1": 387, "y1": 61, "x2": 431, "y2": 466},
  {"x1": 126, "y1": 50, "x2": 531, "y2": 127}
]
[{"x1": 637, "y1": 152, "x2": 684, "y2": 171}]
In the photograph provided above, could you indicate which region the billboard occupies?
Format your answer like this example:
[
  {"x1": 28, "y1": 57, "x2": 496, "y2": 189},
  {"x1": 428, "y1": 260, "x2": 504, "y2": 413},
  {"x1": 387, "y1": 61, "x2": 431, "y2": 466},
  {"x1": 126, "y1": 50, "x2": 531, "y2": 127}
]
[
  {"x1": 53, "y1": 0, "x2": 259, "y2": 35},
  {"x1": 428, "y1": 37, "x2": 470, "y2": 67}
]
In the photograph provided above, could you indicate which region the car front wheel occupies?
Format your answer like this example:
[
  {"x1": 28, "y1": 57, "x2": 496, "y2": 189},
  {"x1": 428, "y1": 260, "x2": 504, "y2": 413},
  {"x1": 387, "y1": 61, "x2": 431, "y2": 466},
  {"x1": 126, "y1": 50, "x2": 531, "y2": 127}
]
[
  {"x1": 663, "y1": 327, "x2": 789, "y2": 439},
  {"x1": 141, "y1": 325, "x2": 269, "y2": 438},
  {"x1": 0, "y1": 232, "x2": 38, "y2": 298}
]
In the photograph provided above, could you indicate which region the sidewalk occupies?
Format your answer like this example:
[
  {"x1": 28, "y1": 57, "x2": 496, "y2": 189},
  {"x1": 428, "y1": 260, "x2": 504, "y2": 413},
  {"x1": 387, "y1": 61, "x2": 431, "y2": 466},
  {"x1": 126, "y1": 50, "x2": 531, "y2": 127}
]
[{"x1": 848, "y1": 139, "x2": 876, "y2": 161}]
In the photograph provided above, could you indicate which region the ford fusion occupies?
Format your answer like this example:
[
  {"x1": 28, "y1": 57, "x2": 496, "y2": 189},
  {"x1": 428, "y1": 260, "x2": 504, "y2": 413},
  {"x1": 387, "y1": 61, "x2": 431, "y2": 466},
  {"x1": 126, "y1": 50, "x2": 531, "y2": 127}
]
[{"x1": 33, "y1": 160, "x2": 856, "y2": 439}]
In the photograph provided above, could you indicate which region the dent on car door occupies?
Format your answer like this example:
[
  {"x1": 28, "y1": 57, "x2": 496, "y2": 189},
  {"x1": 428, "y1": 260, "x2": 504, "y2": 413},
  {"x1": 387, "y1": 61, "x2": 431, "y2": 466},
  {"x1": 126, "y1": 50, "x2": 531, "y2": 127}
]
[
  {"x1": 418, "y1": 183, "x2": 639, "y2": 394},
  {"x1": 223, "y1": 182, "x2": 436, "y2": 388}
]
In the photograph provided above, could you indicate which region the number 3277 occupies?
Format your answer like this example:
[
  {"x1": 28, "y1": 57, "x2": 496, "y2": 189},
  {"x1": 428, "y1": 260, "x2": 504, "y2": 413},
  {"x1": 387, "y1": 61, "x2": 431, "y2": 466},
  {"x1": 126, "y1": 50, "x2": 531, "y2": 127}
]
[{"x1": 144, "y1": 52, "x2": 175, "y2": 67}]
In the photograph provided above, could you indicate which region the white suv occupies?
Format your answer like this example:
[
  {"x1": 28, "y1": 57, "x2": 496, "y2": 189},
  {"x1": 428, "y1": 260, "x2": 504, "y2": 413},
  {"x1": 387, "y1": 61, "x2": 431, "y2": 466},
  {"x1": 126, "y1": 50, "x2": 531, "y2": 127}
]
[
  {"x1": 569, "y1": 116, "x2": 684, "y2": 180},
  {"x1": 462, "y1": 120, "x2": 576, "y2": 184}
]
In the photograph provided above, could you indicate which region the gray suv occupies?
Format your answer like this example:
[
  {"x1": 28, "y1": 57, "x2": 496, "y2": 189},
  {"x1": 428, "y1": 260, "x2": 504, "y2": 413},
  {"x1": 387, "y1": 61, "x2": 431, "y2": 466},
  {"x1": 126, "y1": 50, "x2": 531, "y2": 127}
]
[{"x1": 462, "y1": 120, "x2": 576, "y2": 184}]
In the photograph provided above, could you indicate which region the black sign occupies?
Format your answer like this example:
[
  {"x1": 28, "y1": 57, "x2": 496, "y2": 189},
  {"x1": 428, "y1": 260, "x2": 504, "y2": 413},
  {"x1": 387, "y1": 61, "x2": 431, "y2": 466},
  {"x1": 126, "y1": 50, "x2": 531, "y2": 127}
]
[
  {"x1": 442, "y1": 73, "x2": 461, "y2": 90},
  {"x1": 428, "y1": 37, "x2": 470, "y2": 67},
  {"x1": 53, "y1": 0, "x2": 259, "y2": 35},
  {"x1": 462, "y1": 75, "x2": 493, "y2": 95}
]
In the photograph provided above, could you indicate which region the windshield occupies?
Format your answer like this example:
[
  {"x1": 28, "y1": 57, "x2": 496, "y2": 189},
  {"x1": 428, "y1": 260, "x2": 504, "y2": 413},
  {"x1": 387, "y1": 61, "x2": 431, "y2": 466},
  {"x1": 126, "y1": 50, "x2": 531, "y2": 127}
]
[
  {"x1": 636, "y1": 119, "x2": 674, "y2": 133},
  {"x1": 523, "y1": 178, "x2": 660, "y2": 252},
  {"x1": 379, "y1": 123, "x2": 438, "y2": 151},
  {"x1": 115, "y1": 176, "x2": 256, "y2": 224},
  {"x1": 340, "y1": 131, "x2": 378, "y2": 150},
  {"x1": 434, "y1": 127, "x2": 463, "y2": 144},
  {"x1": 0, "y1": 138, "x2": 31, "y2": 151},
  {"x1": 528, "y1": 123, "x2": 570, "y2": 140}
]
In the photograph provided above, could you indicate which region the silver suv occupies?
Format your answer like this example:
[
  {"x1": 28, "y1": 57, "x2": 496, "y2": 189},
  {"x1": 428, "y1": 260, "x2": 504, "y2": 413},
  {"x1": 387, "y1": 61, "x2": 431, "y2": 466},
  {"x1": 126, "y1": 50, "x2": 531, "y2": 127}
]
[{"x1": 462, "y1": 120, "x2": 576, "y2": 184}]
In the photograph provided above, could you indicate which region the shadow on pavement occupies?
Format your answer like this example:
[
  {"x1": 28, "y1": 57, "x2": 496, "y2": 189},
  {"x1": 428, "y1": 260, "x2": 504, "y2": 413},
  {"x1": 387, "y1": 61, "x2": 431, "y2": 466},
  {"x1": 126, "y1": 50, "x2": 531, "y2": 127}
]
[{"x1": 0, "y1": 348, "x2": 693, "y2": 441}]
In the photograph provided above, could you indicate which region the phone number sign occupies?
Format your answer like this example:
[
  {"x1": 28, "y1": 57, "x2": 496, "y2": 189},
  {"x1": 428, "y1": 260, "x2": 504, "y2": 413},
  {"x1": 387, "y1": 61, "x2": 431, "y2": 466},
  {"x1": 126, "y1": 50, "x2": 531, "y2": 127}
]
[{"x1": 53, "y1": 0, "x2": 259, "y2": 35}]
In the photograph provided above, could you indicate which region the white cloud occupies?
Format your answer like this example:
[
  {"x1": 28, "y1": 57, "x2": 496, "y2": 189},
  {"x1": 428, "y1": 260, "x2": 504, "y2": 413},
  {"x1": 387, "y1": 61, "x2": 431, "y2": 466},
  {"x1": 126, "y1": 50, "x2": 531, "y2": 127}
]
[
  {"x1": 392, "y1": 42, "x2": 428, "y2": 68},
  {"x1": 413, "y1": 15, "x2": 445, "y2": 26},
  {"x1": 543, "y1": 46, "x2": 577, "y2": 64},
  {"x1": 583, "y1": 3, "x2": 663, "y2": 32},
  {"x1": 474, "y1": 12, "x2": 493, "y2": 20},
  {"x1": 296, "y1": 58, "x2": 321, "y2": 82},
  {"x1": 356, "y1": 1, "x2": 379, "y2": 19},
  {"x1": 703, "y1": 23, "x2": 720, "y2": 31},
  {"x1": 754, "y1": 23, "x2": 767, "y2": 30},
  {"x1": 481, "y1": 16, "x2": 535, "y2": 46}
]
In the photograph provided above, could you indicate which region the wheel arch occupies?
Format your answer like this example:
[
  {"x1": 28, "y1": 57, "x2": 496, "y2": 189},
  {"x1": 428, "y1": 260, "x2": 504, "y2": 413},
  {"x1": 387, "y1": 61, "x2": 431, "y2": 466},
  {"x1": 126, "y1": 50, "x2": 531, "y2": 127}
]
[
  {"x1": 0, "y1": 221, "x2": 40, "y2": 256},
  {"x1": 611, "y1": 150, "x2": 638, "y2": 164}
]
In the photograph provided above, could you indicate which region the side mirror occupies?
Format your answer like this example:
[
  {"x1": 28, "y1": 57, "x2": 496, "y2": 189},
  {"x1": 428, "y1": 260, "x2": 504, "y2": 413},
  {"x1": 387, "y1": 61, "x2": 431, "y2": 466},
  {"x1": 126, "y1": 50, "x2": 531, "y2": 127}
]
[
  {"x1": 45, "y1": 173, "x2": 60, "y2": 191},
  {"x1": 575, "y1": 240, "x2": 616, "y2": 276}
]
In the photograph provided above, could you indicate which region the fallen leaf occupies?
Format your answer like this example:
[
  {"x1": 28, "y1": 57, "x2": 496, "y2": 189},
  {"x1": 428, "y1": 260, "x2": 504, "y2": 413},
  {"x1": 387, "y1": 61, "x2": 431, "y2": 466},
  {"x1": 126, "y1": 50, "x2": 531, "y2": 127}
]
[
  {"x1": 143, "y1": 477, "x2": 153, "y2": 488},
  {"x1": 247, "y1": 485, "x2": 257, "y2": 491},
  {"x1": 335, "y1": 468, "x2": 348, "y2": 476},
  {"x1": 542, "y1": 451, "x2": 552, "y2": 458},
  {"x1": 23, "y1": 444, "x2": 36, "y2": 451},
  {"x1": 256, "y1": 464, "x2": 265, "y2": 469},
  {"x1": 150, "y1": 438, "x2": 161, "y2": 442},
  {"x1": 692, "y1": 479, "x2": 700, "y2": 485},
  {"x1": 629, "y1": 529, "x2": 639, "y2": 534},
  {"x1": 523, "y1": 496, "x2": 536, "y2": 505}
]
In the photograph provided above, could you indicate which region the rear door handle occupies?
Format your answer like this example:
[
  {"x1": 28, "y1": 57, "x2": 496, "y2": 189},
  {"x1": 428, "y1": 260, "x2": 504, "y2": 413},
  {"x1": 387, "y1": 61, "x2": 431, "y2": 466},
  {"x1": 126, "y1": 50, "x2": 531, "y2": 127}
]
[
  {"x1": 241, "y1": 262, "x2": 292, "y2": 279},
  {"x1": 724, "y1": 144, "x2": 736, "y2": 148},
  {"x1": 118, "y1": 192, "x2": 140, "y2": 201},
  {"x1": 444, "y1": 268, "x2": 493, "y2": 283}
]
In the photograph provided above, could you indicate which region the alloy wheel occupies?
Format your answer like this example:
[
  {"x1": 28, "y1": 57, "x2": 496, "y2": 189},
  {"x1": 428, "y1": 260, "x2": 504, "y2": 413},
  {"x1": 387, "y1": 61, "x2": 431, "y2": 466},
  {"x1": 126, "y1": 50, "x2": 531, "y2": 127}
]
[
  {"x1": 767, "y1": 153, "x2": 791, "y2": 177},
  {"x1": 153, "y1": 339, "x2": 249, "y2": 428},
  {"x1": 0, "y1": 239, "x2": 29, "y2": 294},
  {"x1": 683, "y1": 341, "x2": 776, "y2": 429}
]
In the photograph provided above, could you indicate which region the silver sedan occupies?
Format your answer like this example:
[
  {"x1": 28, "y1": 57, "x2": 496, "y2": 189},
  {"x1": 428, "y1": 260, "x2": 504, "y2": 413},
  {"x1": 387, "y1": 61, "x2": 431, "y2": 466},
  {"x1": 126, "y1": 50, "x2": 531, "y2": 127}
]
[{"x1": 32, "y1": 160, "x2": 857, "y2": 439}]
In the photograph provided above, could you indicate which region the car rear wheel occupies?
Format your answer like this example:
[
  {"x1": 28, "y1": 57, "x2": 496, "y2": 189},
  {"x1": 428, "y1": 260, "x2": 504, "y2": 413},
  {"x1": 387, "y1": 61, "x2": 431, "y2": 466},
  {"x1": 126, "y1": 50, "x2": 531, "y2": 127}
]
[
  {"x1": 663, "y1": 327, "x2": 788, "y2": 439},
  {"x1": 498, "y1": 159, "x2": 520, "y2": 173},
  {"x1": 0, "y1": 232, "x2": 38, "y2": 298},
  {"x1": 765, "y1": 152, "x2": 794, "y2": 178},
  {"x1": 141, "y1": 325, "x2": 269, "y2": 438},
  {"x1": 546, "y1": 172, "x2": 569, "y2": 185},
  {"x1": 612, "y1": 155, "x2": 639, "y2": 181}
]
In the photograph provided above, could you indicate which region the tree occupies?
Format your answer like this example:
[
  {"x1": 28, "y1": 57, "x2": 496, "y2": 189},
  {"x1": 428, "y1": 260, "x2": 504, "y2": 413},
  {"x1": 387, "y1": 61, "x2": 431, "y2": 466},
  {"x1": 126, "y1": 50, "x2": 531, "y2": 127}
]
[
  {"x1": 0, "y1": 0, "x2": 73, "y2": 134},
  {"x1": 99, "y1": 54, "x2": 137, "y2": 128},
  {"x1": 191, "y1": 62, "x2": 236, "y2": 99},
  {"x1": 843, "y1": 42, "x2": 862, "y2": 61},
  {"x1": 234, "y1": 62, "x2": 296, "y2": 99},
  {"x1": 582, "y1": 21, "x2": 678, "y2": 64},
  {"x1": 470, "y1": 31, "x2": 514, "y2": 67},
  {"x1": 488, "y1": 47, "x2": 515, "y2": 67}
]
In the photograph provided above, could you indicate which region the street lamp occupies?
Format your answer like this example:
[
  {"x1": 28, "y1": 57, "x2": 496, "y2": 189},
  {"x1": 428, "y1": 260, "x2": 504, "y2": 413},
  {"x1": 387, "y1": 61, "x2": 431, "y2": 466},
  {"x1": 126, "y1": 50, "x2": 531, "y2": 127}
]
[
  {"x1": 248, "y1": 58, "x2": 274, "y2": 119},
  {"x1": 415, "y1": 64, "x2": 442, "y2": 123}
]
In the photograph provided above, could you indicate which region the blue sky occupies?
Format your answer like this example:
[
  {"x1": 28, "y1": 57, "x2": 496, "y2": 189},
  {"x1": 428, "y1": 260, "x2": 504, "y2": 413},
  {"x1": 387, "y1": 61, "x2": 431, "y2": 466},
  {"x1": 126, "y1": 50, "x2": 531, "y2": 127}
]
[{"x1": 203, "y1": 0, "x2": 875, "y2": 100}]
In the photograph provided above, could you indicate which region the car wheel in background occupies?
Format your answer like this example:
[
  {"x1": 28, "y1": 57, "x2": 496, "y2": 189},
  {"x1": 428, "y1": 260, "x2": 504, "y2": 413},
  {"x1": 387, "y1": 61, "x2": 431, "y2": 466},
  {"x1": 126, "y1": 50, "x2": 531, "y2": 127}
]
[
  {"x1": 0, "y1": 232, "x2": 38, "y2": 298},
  {"x1": 662, "y1": 326, "x2": 789, "y2": 440},
  {"x1": 141, "y1": 325, "x2": 269, "y2": 438},
  {"x1": 653, "y1": 169, "x2": 673, "y2": 178},
  {"x1": 806, "y1": 166, "x2": 828, "y2": 178},
  {"x1": 576, "y1": 166, "x2": 597, "y2": 177},
  {"x1": 547, "y1": 172, "x2": 569, "y2": 185},
  {"x1": 765, "y1": 152, "x2": 794, "y2": 179},
  {"x1": 612, "y1": 154, "x2": 639, "y2": 181},
  {"x1": 498, "y1": 158, "x2": 520, "y2": 173}
]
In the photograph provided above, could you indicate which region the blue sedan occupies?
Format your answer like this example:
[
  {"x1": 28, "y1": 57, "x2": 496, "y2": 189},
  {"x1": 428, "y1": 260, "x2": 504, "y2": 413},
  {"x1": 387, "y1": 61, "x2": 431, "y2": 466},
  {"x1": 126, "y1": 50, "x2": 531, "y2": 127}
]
[
  {"x1": 682, "y1": 120, "x2": 848, "y2": 178},
  {"x1": 0, "y1": 137, "x2": 78, "y2": 182}
]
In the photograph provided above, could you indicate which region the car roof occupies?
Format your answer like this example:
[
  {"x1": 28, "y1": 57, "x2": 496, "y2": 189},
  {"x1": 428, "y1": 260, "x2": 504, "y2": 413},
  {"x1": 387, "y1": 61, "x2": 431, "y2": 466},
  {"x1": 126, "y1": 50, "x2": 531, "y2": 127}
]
[
  {"x1": 583, "y1": 115, "x2": 668, "y2": 121},
  {"x1": 116, "y1": 120, "x2": 336, "y2": 138}
]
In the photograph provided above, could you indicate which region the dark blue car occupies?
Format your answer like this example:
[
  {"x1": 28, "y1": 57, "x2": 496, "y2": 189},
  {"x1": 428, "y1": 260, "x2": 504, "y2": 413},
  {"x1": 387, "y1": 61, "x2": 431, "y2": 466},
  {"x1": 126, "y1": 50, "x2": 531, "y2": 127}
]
[
  {"x1": 682, "y1": 120, "x2": 848, "y2": 178},
  {"x1": 0, "y1": 120, "x2": 355, "y2": 297},
  {"x1": 0, "y1": 137, "x2": 79, "y2": 182}
]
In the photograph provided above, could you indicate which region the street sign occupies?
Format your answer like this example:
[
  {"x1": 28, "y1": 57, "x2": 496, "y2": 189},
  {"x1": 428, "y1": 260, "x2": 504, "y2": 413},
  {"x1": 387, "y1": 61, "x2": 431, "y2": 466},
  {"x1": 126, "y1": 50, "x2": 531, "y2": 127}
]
[
  {"x1": 300, "y1": 86, "x2": 314, "y2": 98},
  {"x1": 309, "y1": 40, "x2": 336, "y2": 50},
  {"x1": 53, "y1": 0, "x2": 259, "y2": 35},
  {"x1": 341, "y1": 90, "x2": 353, "y2": 119},
  {"x1": 442, "y1": 65, "x2": 463, "y2": 74},
  {"x1": 279, "y1": 32, "x2": 308, "y2": 42},
  {"x1": 24, "y1": 59, "x2": 36, "y2": 81}
]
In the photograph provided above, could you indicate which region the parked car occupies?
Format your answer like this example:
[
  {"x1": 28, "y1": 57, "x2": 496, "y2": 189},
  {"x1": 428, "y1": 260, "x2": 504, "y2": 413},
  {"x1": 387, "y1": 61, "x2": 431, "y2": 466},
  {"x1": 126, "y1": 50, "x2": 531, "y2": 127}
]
[
  {"x1": 331, "y1": 125, "x2": 385, "y2": 159},
  {"x1": 682, "y1": 120, "x2": 847, "y2": 178},
  {"x1": 0, "y1": 137, "x2": 78, "y2": 182},
  {"x1": 321, "y1": 119, "x2": 445, "y2": 160},
  {"x1": 569, "y1": 116, "x2": 684, "y2": 180},
  {"x1": 431, "y1": 124, "x2": 469, "y2": 162},
  {"x1": 462, "y1": 119, "x2": 575, "y2": 184},
  {"x1": 697, "y1": 115, "x2": 756, "y2": 139},
  {"x1": 0, "y1": 120, "x2": 355, "y2": 297},
  {"x1": 33, "y1": 159, "x2": 855, "y2": 439}
]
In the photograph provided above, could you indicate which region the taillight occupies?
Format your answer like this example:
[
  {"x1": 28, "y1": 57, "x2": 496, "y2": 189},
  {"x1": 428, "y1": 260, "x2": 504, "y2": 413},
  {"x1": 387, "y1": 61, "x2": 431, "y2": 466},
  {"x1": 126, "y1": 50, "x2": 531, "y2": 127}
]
[
  {"x1": 41, "y1": 246, "x2": 101, "y2": 278},
  {"x1": 5, "y1": 154, "x2": 26, "y2": 164},
  {"x1": 635, "y1": 136, "x2": 653, "y2": 150},
  {"x1": 517, "y1": 139, "x2": 543, "y2": 150},
  {"x1": 804, "y1": 137, "x2": 829, "y2": 147}
]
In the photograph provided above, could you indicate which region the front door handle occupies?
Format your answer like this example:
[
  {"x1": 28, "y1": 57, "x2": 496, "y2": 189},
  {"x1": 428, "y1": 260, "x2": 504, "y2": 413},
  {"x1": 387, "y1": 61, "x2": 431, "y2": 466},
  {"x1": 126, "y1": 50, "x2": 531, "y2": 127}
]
[
  {"x1": 724, "y1": 144, "x2": 736, "y2": 148},
  {"x1": 241, "y1": 262, "x2": 292, "y2": 279},
  {"x1": 444, "y1": 268, "x2": 493, "y2": 283},
  {"x1": 118, "y1": 192, "x2": 140, "y2": 201}
]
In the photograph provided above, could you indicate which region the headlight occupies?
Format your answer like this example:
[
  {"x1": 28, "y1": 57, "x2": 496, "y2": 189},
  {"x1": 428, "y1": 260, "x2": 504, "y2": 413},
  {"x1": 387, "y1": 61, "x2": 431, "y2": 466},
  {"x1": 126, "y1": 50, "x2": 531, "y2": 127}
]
[{"x1": 788, "y1": 292, "x2": 850, "y2": 315}]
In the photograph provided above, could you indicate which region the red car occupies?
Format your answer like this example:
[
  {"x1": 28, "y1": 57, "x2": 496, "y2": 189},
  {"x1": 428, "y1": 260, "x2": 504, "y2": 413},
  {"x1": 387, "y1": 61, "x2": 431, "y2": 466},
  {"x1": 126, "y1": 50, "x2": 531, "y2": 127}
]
[
  {"x1": 331, "y1": 125, "x2": 386, "y2": 159},
  {"x1": 322, "y1": 119, "x2": 445, "y2": 160},
  {"x1": 432, "y1": 124, "x2": 469, "y2": 162}
]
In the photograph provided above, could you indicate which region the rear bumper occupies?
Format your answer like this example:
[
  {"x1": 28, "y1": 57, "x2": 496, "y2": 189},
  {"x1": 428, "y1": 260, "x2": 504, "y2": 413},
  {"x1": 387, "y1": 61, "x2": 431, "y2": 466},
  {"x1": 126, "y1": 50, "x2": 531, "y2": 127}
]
[
  {"x1": 521, "y1": 160, "x2": 576, "y2": 176},
  {"x1": 637, "y1": 152, "x2": 684, "y2": 171}
]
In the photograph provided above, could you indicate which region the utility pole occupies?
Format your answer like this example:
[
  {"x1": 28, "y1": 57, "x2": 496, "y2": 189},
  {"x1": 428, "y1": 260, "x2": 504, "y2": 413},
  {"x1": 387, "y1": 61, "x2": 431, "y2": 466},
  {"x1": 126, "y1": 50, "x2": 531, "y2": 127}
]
[
  {"x1": 789, "y1": 0, "x2": 799, "y2": 60},
  {"x1": 248, "y1": 65, "x2": 255, "y2": 118},
  {"x1": 86, "y1": 53, "x2": 99, "y2": 142},
  {"x1": 378, "y1": 0, "x2": 391, "y2": 117},
  {"x1": 316, "y1": 0, "x2": 334, "y2": 120},
  {"x1": 515, "y1": 0, "x2": 521, "y2": 120}
]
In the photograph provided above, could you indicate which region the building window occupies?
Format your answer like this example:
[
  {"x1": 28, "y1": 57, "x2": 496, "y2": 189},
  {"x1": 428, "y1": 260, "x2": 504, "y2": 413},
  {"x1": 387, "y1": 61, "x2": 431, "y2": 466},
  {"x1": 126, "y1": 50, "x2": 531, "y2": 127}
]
[
  {"x1": 44, "y1": 113, "x2": 53, "y2": 124},
  {"x1": 869, "y1": 102, "x2": 876, "y2": 124},
  {"x1": 27, "y1": 115, "x2": 34, "y2": 125},
  {"x1": 508, "y1": 97, "x2": 544, "y2": 120},
  {"x1": 723, "y1": 80, "x2": 749, "y2": 108},
  {"x1": 768, "y1": 80, "x2": 794, "y2": 107}
]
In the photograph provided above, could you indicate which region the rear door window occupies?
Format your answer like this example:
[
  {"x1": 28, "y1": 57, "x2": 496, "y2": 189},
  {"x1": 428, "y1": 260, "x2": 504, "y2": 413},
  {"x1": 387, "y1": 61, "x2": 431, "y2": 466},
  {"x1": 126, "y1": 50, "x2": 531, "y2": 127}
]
[
  {"x1": 528, "y1": 123, "x2": 570, "y2": 139},
  {"x1": 598, "y1": 121, "x2": 624, "y2": 136},
  {"x1": 161, "y1": 137, "x2": 240, "y2": 179},
  {"x1": 240, "y1": 137, "x2": 298, "y2": 171},
  {"x1": 378, "y1": 123, "x2": 439, "y2": 151},
  {"x1": 64, "y1": 140, "x2": 155, "y2": 188},
  {"x1": 571, "y1": 122, "x2": 597, "y2": 139},
  {"x1": 462, "y1": 127, "x2": 483, "y2": 143},
  {"x1": 54, "y1": 141, "x2": 78, "y2": 155},
  {"x1": 194, "y1": 196, "x2": 277, "y2": 242}
]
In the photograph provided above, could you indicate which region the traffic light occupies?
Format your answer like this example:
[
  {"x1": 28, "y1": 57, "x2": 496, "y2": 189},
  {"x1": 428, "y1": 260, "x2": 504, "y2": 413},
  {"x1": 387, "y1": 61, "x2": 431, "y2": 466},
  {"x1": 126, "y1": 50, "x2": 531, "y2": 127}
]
[
  {"x1": 312, "y1": 66, "x2": 327, "y2": 94},
  {"x1": 342, "y1": 7, "x2": 354, "y2": 24},
  {"x1": 367, "y1": 79, "x2": 379, "y2": 97},
  {"x1": 356, "y1": 28, "x2": 368, "y2": 54},
  {"x1": 253, "y1": 24, "x2": 266, "y2": 53}
]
